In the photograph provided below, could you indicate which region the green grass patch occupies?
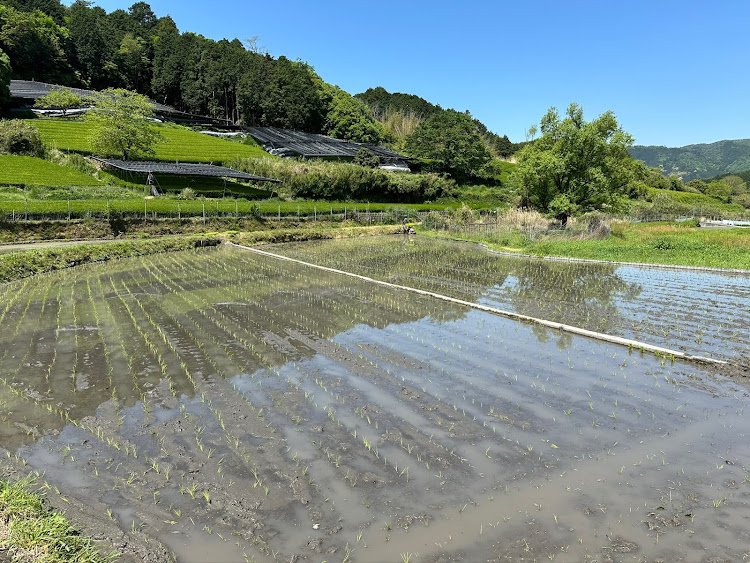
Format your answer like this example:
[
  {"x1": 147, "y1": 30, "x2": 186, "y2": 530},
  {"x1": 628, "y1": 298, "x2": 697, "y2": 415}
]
[
  {"x1": 646, "y1": 187, "x2": 746, "y2": 213},
  {"x1": 0, "y1": 475, "x2": 114, "y2": 562},
  {"x1": 431, "y1": 221, "x2": 750, "y2": 270},
  {"x1": 0, "y1": 155, "x2": 100, "y2": 188},
  {"x1": 28, "y1": 119, "x2": 269, "y2": 163}
]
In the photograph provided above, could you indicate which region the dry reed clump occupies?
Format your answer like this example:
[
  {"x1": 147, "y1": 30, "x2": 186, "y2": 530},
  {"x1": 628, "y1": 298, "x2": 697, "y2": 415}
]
[
  {"x1": 379, "y1": 108, "x2": 423, "y2": 145},
  {"x1": 583, "y1": 212, "x2": 612, "y2": 239},
  {"x1": 498, "y1": 208, "x2": 550, "y2": 231}
]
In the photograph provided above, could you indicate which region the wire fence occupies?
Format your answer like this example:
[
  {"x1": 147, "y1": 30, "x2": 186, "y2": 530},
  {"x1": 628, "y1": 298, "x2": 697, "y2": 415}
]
[{"x1": 0, "y1": 199, "x2": 437, "y2": 225}]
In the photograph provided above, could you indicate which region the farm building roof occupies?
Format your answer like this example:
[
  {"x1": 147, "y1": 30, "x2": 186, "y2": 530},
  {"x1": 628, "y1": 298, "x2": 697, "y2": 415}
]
[
  {"x1": 93, "y1": 159, "x2": 280, "y2": 183},
  {"x1": 244, "y1": 127, "x2": 410, "y2": 161},
  {"x1": 10, "y1": 80, "x2": 231, "y2": 124}
]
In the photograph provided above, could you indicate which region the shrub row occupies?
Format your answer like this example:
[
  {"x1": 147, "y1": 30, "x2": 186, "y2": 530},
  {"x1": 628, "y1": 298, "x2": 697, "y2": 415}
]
[{"x1": 232, "y1": 157, "x2": 455, "y2": 202}]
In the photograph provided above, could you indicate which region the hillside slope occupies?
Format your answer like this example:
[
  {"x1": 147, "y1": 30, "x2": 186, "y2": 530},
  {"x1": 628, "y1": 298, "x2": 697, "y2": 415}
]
[{"x1": 629, "y1": 139, "x2": 750, "y2": 181}]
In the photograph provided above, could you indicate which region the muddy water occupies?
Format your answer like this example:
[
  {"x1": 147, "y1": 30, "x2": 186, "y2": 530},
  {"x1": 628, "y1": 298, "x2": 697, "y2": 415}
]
[{"x1": 0, "y1": 243, "x2": 749, "y2": 562}]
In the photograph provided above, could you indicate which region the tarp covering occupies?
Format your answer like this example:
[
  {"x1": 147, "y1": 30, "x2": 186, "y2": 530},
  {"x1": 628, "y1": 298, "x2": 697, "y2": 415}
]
[
  {"x1": 93, "y1": 158, "x2": 281, "y2": 183},
  {"x1": 245, "y1": 126, "x2": 410, "y2": 161}
]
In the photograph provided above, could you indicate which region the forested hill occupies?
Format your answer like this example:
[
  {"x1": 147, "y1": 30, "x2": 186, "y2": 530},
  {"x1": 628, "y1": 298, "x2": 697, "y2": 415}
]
[
  {"x1": 629, "y1": 139, "x2": 750, "y2": 182},
  {"x1": 356, "y1": 86, "x2": 523, "y2": 157},
  {"x1": 0, "y1": 0, "x2": 517, "y2": 151}
]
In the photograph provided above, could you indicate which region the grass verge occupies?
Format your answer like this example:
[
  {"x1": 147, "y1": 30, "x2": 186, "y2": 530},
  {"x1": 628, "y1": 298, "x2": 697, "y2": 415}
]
[
  {"x1": 0, "y1": 236, "x2": 221, "y2": 283},
  {"x1": 428, "y1": 221, "x2": 750, "y2": 270},
  {"x1": 0, "y1": 475, "x2": 113, "y2": 562}
]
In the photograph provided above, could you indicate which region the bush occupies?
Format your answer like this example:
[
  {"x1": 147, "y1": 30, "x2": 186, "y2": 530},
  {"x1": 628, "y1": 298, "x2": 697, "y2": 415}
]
[
  {"x1": 0, "y1": 120, "x2": 43, "y2": 157},
  {"x1": 180, "y1": 187, "x2": 196, "y2": 200},
  {"x1": 354, "y1": 147, "x2": 380, "y2": 168},
  {"x1": 451, "y1": 204, "x2": 476, "y2": 226},
  {"x1": 422, "y1": 210, "x2": 450, "y2": 230}
]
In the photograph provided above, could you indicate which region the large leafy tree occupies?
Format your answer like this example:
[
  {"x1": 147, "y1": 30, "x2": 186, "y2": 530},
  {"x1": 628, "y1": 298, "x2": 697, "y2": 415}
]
[
  {"x1": 34, "y1": 86, "x2": 82, "y2": 116},
  {"x1": 405, "y1": 109, "x2": 491, "y2": 180},
  {"x1": 85, "y1": 88, "x2": 162, "y2": 159},
  {"x1": 513, "y1": 103, "x2": 635, "y2": 224},
  {"x1": 322, "y1": 84, "x2": 385, "y2": 143}
]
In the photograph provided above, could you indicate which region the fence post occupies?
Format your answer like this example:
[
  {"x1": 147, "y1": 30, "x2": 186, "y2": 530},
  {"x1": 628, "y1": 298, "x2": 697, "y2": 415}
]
[
  {"x1": 106, "y1": 196, "x2": 109, "y2": 216},
  {"x1": 24, "y1": 198, "x2": 28, "y2": 222},
  {"x1": 314, "y1": 204, "x2": 317, "y2": 222},
  {"x1": 202, "y1": 201, "x2": 205, "y2": 224},
  {"x1": 278, "y1": 204, "x2": 281, "y2": 221},
  {"x1": 144, "y1": 199, "x2": 147, "y2": 222},
  {"x1": 67, "y1": 199, "x2": 71, "y2": 224},
  {"x1": 178, "y1": 202, "x2": 181, "y2": 220}
]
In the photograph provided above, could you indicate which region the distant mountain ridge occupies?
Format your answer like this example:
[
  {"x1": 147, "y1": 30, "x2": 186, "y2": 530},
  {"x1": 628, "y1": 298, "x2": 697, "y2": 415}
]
[{"x1": 629, "y1": 139, "x2": 750, "y2": 181}]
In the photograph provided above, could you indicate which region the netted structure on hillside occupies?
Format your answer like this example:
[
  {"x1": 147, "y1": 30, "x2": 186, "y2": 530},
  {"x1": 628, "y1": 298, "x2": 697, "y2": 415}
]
[
  {"x1": 94, "y1": 158, "x2": 280, "y2": 183},
  {"x1": 10, "y1": 80, "x2": 230, "y2": 125},
  {"x1": 245, "y1": 126, "x2": 411, "y2": 167}
]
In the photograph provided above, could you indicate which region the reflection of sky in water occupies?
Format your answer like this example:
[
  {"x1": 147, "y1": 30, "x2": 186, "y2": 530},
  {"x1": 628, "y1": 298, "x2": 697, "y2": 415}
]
[{"x1": 475, "y1": 262, "x2": 749, "y2": 360}]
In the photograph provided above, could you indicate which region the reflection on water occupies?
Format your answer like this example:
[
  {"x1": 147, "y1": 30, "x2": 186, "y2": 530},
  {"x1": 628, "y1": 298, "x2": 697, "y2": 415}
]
[
  {"x1": 272, "y1": 236, "x2": 750, "y2": 359},
  {"x1": 0, "y1": 243, "x2": 748, "y2": 562}
]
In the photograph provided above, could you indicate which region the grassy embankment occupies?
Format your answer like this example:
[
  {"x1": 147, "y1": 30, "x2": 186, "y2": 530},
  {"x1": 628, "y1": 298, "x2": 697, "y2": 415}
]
[
  {"x1": 0, "y1": 235, "x2": 221, "y2": 283},
  {"x1": 432, "y1": 221, "x2": 750, "y2": 270},
  {"x1": 0, "y1": 223, "x2": 401, "y2": 283},
  {"x1": 0, "y1": 475, "x2": 113, "y2": 562}
]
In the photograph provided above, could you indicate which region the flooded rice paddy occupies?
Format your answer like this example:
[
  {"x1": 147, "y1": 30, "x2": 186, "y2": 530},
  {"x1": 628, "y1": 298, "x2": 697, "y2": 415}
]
[{"x1": 0, "y1": 237, "x2": 749, "y2": 562}]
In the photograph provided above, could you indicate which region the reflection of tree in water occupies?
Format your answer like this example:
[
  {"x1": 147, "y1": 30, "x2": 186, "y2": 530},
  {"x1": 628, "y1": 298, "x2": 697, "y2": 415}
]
[{"x1": 506, "y1": 261, "x2": 642, "y2": 348}]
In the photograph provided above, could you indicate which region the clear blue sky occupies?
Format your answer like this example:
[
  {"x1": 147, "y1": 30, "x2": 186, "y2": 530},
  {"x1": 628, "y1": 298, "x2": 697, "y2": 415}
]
[{"x1": 80, "y1": 0, "x2": 749, "y2": 147}]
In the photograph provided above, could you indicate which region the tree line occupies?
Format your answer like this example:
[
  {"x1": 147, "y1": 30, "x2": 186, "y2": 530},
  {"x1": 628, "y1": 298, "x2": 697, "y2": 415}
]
[
  {"x1": 0, "y1": 1, "x2": 522, "y2": 163},
  {"x1": 0, "y1": 0, "x2": 391, "y2": 141}
]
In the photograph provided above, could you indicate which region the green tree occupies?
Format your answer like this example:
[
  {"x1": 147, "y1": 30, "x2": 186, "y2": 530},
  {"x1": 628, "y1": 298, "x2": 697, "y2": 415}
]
[
  {"x1": 67, "y1": 1, "x2": 113, "y2": 89},
  {"x1": 323, "y1": 86, "x2": 385, "y2": 143},
  {"x1": 0, "y1": 47, "x2": 10, "y2": 110},
  {"x1": 85, "y1": 88, "x2": 162, "y2": 159},
  {"x1": 0, "y1": 4, "x2": 74, "y2": 83},
  {"x1": 720, "y1": 175, "x2": 747, "y2": 196},
  {"x1": 704, "y1": 180, "x2": 731, "y2": 203},
  {"x1": 513, "y1": 103, "x2": 635, "y2": 225},
  {"x1": 34, "y1": 87, "x2": 82, "y2": 117},
  {"x1": 404, "y1": 109, "x2": 491, "y2": 180}
]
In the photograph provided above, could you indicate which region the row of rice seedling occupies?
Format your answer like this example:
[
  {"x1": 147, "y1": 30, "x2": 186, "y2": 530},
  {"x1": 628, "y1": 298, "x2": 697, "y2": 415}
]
[
  {"x1": 1, "y1": 244, "x2": 749, "y2": 561},
  {"x1": 271, "y1": 236, "x2": 750, "y2": 361}
]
